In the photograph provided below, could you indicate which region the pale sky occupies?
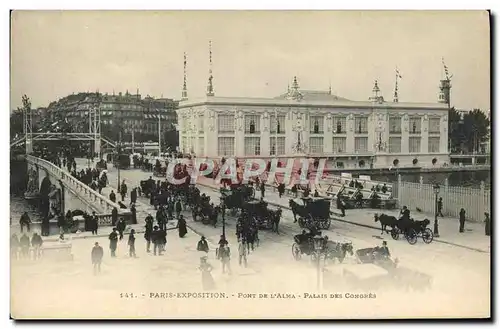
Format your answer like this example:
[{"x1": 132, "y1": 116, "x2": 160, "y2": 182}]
[{"x1": 10, "y1": 10, "x2": 490, "y2": 110}]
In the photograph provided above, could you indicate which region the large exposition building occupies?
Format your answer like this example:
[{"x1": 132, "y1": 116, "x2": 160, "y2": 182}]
[{"x1": 177, "y1": 72, "x2": 451, "y2": 169}]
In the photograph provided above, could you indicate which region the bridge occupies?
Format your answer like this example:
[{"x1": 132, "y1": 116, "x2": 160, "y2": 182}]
[{"x1": 25, "y1": 155, "x2": 131, "y2": 227}]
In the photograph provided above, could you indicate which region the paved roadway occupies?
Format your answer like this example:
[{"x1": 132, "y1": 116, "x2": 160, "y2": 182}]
[{"x1": 13, "y1": 158, "x2": 487, "y2": 319}]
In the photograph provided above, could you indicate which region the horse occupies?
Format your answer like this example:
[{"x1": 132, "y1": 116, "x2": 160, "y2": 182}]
[
  {"x1": 289, "y1": 199, "x2": 309, "y2": 223},
  {"x1": 324, "y1": 241, "x2": 354, "y2": 264},
  {"x1": 374, "y1": 213, "x2": 398, "y2": 234}
]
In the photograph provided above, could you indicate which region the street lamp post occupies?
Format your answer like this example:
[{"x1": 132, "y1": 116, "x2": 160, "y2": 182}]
[
  {"x1": 117, "y1": 130, "x2": 122, "y2": 193},
  {"x1": 433, "y1": 183, "x2": 440, "y2": 237},
  {"x1": 312, "y1": 235, "x2": 324, "y2": 290}
]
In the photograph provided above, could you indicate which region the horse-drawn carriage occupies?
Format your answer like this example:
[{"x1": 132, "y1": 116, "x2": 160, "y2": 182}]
[
  {"x1": 220, "y1": 185, "x2": 255, "y2": 213},
  {"x1": 113, "y1": 154, "x2": 131, "y2": 170},
  {"x1": 292, "y1": 230, "x2": 353, "y2": 263},
  {"x1": 243, "y1": 200, "x2": 282, "y2": 231},
  {"x1": 289, "y1": 197, "x2": 331, "y2": 230},
  {"x1": 374, "y1": 213, "x2": 433, "y2": 245},
  {"x1": 153, "y1": 159, "x2": 167, "y2": 177}
]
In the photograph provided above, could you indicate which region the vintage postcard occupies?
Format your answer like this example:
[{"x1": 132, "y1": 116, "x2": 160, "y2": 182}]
[{"x1": 9, "y1": 10, "x2": 491, "y2": 319}]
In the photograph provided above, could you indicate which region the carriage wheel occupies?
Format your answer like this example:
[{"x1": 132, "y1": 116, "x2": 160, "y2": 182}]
[
  {"x1": 391, "y1": 228, "x2": 400, "y2": 240},
  {"x1": 406, "y1": 228, "x2": 418, "y2": 245},
  {"x1": 422, "y1": 228, "x2": 434, "y2": 244},
  {"x1": 292, "y1": 243, "x2": 302, "y2": 261}
]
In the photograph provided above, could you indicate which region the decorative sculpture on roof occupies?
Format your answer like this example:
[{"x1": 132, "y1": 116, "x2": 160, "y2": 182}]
[{"x1": 285, "y1": 76, "x2": 304, "y2": 101}]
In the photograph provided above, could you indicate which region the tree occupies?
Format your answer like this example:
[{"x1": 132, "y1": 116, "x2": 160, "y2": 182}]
[{"x1": 448, "y1": 107, "x2": 490, "y2": 153}]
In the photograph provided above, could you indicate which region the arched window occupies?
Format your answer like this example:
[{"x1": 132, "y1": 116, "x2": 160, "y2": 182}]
[
  {"x1": 393, "y1": 159, "x2": 399, "y2": 167},
  {"x1": 359, "y1": 160, "x2": 365, "y2": 168},
  {"x1": 314, "y1": 120, "x2": 319, "y2": 134},
  {"x1": 249, "y1": 120, "x2": 255, "y2": 134},
  {"x1": 432, "y1": 158, "x2": 437, "y2": 165}
]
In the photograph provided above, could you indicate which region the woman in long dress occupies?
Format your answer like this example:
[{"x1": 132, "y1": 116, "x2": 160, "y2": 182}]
[
  {"x1": 199, "y1": 256, "x2": 216, "y2": 290},
  {"x1": 178, "y1": 215, "x2": 188, "y2": 238}
]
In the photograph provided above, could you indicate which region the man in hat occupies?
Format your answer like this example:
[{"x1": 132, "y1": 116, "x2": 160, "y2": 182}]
[
  {"x1": 91, "y1": 242, "x2": 104, "y2": 274},
  {"x1": 108, "y1": 228, "x2": 118, "y2": 257},
  {"x1": 197, "y1": 236, "x2": 209, "y2": 253},
  {"x1": 90, "y1": 211, "x2": 99, "y2": 235}
]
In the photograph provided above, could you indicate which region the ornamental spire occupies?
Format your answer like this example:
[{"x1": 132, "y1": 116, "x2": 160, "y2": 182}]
[
  {"x1": 182, "y1": 52, "x2": 188, "y2": 100},
  {"x1": 393, "y1": 68, "x2": 402, "y2": 103},
  {"x1": 206, "y1": 40, "x2": 214, "y2": 96}
]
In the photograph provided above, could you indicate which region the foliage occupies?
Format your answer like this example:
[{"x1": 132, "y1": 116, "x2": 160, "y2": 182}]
[{"x1": 448, "y1": 108, "x2": 490, "y2": 153}]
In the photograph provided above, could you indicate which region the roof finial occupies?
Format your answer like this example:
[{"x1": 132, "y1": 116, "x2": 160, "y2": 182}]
[
  {"x1": 328, "y1": 80, "x2": 332, "y2": 95},
  {"x1": 206, "y1": 41, "x2": 214, "y2": 96},
  {"x1": 393, "y1": 68, "x2": 402, "y2": 103},
  {"x1": 182, "y1": 51, "x2": 188, "y2": 100},
  {"x1": 292, "y1": 76, "x2": 300, "y2": 92},
  {"x1": 370, "y1": 80, "x2": 383, "y2": 103}
]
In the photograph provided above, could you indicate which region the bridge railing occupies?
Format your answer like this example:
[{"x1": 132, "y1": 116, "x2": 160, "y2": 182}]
[{"x1": 26, "y1": 155, "x2": 129, "y2": 216}]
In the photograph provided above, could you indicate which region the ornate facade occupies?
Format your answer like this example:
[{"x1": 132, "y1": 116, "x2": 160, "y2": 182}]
[{"x1": 176, "y1": 77, "x2": 450, "y2": 169}]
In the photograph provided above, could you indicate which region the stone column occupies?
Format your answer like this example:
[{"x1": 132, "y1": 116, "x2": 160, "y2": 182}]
[
  {"x1": 324, "y1": 115, "x2": 333, "y2": 153},
  {"x1": 421, "y1": 114, "x2": 429, "y2": 153},
  {"x1": 260, "y1": 112, "x2": 270, "y2": 156},
  {"x1": 346, "y1": 114, "x2": 355, "y2": 153}
]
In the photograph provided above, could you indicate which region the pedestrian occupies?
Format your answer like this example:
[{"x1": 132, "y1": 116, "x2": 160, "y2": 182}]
[
  {"x1": 91, "y1": 242, "x2": 104, "y2": 274},
  {"x1": 260, "y1": 182, "x2": 265, "y2": 199},
  {"x1": 437, "y1": 197, "x2": 444, "y2": 217},
  {"x1": 90, "y1": 211, "x2": 99, "y2": 235},
  {"x1": 19, "y1": 211, "x2": 31, "y2": 233},
  {"x1": 178, "y1": 215, "x2": 187, "y2": 238},
  {"x1": 111, "y1": 207, "x2": 118, "y2": 226},
  {"x1": 238, "y1": 238, "x2": 248, "y2": 268},
  {"x1": 336, "y1": 195, "x2": 345, "y2": 217},
  {"x1": 108, "y1": 228, "x2": 118, "y2": 257},
  {"x1": 19, "y1": 233, "x2": 30, "y2": 259},
  {"x1": 459, "y1": 208, "x2": 466, "y2": 233},
  {"x1": 130, "y1": 203, "x2": 137, "y2": 225},
  {"x1": 278, "y1": 183, "x2": 285, "y2": 198},
  {"x1": 128, "y1": 229, "x2": 137, "y2": 258},
  {"x1": 31, "y1": 233, "x2": 43, "y2": 260},
  {"x1": 175, "y1": 198, "x2": 182, "y2": 219},
  {"x1": 152, "y1": 226, "x2": 162, "y2": 256},
  {"x1": 109, "y1": 190, "x2": 116, "y2": 203},
  {"x1": 10, "y1": 234, "x2": 19, "y2": 260},
  {"x1": 116, "y1": 218, "x2": 126, "y2": 240},
  {"x1": 218, "y1": 235, "x2": 228, "y2": 248},
  {"x1": 120, "y1": 180, "x2": 128, "y2": 202},
  {"x1": 130, "y1": 187, "x2": 137, "y2": 206},
  {"x1": 144, "y1": 214, "x2": 154, "y2": 253},
  {"x1": 197, "y1": 236, "x2": 209, "y2": 253},
  {"x1": 199, "y1": 256, "x2": 216, "y2": 291},
  {"x1": 484, "y1": 212, "x2": 490, "y2": 236},
  {"x1": 217, "y1": 241, "x2": 231, "y2": 274}
]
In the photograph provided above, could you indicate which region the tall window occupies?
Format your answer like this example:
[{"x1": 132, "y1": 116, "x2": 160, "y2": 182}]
[
  {"x1": 428, "y1": 137, "x2": 440, "y2": 153},
  {"x1": 409, "y1": 116, "x2": 421, "y2": 134},
  {"x1": 389, "y1": 116, "x2": 402, "y2": 133},
  {"x1": 333, "y1": 137, "x2": 346, "y2": 153},
  {"x1": 310, "y1": 116, "x2": 324, "y2": 134},
  {"x1": 244, "y1": 115, "x2": 260, "y2": 134},
  {"x1": 389, "y1": 137, "x2": 402, "y2": 153},
  {"x1": 270, "y1": 137, "x2": 286, "y2": 156},
  {"x1": 198, "y1": 137, "x2": 204, "y2": 155},
  {"x1": 332, "y1": 116, "x2": 346, "y2": 134},
  {"x1": 218, "y1": 115, "x2": 235, "y2": 133},
  {"x1": 409, "y1": 137, "x2": 421, "y2": 153},
  {"x1": 309, "y1": 137, "x2": 324, "y2": 154},
  {"x1": 244, "y1": 137, "x2": 261, "y2": 155},
  {"x1": 198, "y1": 115, "x2": 205, "y2": 133},
  {"x1": 355, "y1": 116, "x2": 368, "y2": 134},
  {"x1": 270, "y1": 115, "x2": 286, "y2": 133},
  {"x1": 429, "y1": 118, "x2": 440, "y2": 133},
  {"x1": 218, "y1": 137, "x2": 234, "y2": 156},
  {"x1": 354, "y1": 137, "x2": 368, "y2": 153}
]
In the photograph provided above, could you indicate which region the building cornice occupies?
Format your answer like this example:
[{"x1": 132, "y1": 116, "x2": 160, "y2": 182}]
[{"x1": 178, "y1": 96, "x2": 448, "y2": 111}]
